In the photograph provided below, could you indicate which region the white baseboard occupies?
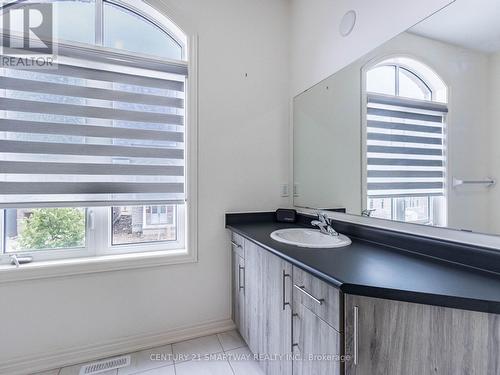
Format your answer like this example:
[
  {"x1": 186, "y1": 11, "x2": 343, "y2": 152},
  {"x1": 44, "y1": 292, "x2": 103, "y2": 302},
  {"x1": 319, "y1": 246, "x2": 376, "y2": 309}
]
[{"x1": 0, "y1": 318, "x2": 235, "y2": 375}]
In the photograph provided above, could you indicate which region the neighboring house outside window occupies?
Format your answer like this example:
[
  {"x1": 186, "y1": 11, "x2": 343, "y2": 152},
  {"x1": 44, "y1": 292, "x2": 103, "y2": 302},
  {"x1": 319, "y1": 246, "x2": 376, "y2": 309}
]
[{"x1": 364, "y1": 57, "x2": 448, "y2": 227}]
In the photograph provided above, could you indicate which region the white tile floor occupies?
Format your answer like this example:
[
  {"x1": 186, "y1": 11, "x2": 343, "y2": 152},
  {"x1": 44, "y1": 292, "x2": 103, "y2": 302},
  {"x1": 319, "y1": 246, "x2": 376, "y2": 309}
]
[{"x1": 31, "y1": 330, "x2": 264, "y2": 375}]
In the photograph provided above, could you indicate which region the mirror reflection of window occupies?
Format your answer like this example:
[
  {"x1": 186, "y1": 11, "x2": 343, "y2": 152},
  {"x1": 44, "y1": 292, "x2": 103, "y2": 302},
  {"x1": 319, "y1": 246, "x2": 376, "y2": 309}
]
[
  {"x1": 366, "y1": 65, "x2": 396, "y2": 96},
  {"x1": 365, "y1": 57, "x2": 448, "y2": 227},
  {"x1": 398, "y1": 68, "x2": 432, "y2": 101}
]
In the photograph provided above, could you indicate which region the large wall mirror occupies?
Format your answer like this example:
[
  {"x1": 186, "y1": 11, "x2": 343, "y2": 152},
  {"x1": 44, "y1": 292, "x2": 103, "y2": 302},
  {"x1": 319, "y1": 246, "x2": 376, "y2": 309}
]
[{"x1": 293, "y1": 0, "x2": 500, "y2": 237}]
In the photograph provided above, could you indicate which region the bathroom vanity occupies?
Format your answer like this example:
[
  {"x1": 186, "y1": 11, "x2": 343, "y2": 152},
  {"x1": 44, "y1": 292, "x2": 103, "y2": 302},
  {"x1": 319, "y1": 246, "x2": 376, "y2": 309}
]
[
  {"x1": 225, "y1": 1, "x2": 500, "y2": 374},
  {"x1": 227, "y1": 212, "x2": 500, "y2": 375}
]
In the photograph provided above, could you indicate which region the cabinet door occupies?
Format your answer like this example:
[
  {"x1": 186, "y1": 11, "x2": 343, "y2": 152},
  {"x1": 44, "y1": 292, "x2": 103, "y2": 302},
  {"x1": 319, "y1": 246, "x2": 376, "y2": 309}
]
[
  {"x1": 231, "y1": 250, "x2": 245, "y2": 340},
  {"x1": 345, "y1": 294, "x2": 500, "y2": 375},
  {"x1": 262, "y1": 249, "x2": 293, "y2": 375},
  {"x1": 242, "y1": 239, "x2": 262, "y2": 355},
  {"x1": 245, "y1": 239, "x2": 293, "y2": 375},
  {"x1": 292, "y1": 303, "x2": 341, "y2": 375}
]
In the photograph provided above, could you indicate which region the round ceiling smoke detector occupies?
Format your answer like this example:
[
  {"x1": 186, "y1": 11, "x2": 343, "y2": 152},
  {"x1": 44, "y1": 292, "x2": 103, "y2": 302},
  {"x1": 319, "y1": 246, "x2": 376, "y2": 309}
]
[{"x1": 339, "y1": 10, "x2": 357, "y2": 37}]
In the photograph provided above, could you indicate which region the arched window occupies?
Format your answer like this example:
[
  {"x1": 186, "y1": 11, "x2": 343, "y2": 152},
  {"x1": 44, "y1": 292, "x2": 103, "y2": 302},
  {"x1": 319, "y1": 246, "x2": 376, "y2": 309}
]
[
  {"x1": 366, "y1": 57, "x2": 446, "y2": 102},
  {"x1": 2, "y1": 0, "x2": 187, "y2": 60},
  {"x1": 364, "y1": 57, "x2": 448, "y2": 227},
  {"x1": 367, "y1": 64, "x2": 432, "y2": 100},
  {"x1": 0, "y1": 1, "x2": 191, "y2": 263}
]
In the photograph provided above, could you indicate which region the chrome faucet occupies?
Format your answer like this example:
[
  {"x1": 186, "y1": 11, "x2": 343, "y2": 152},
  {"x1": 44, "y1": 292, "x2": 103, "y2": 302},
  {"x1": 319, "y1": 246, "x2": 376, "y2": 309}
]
[{"x1": 311, "y1": 212, "x2": 339, "y2": 236}]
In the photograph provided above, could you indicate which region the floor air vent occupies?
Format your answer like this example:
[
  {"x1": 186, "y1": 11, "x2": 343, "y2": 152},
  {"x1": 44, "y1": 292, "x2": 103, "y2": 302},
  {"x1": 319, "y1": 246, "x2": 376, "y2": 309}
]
[{"x1": 79, "y1": 355, "x2": 131, "y2": 375}]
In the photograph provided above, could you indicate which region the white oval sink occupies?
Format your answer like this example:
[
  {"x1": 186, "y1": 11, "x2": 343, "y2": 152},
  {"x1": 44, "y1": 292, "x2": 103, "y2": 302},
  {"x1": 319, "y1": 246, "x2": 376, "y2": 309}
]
[{"x1": 270, "y1": 228, "x2": 351, "y2": 248}]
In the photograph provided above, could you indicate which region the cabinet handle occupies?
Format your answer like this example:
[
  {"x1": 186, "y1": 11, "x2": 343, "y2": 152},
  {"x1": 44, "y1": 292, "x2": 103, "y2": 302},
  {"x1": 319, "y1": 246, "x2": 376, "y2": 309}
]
[
  {"x1": 291, "y1": 312, "x2": 299, "y2": 352},
  {"x1": 231, "y1": 241, "x2": 242, "y2": 249},
  {"x1": 293, "y1": 284, "x2": 324, "y2": 305},
  {"x1": 353, "y1": 305, "x2": 359, "y2": 365},
  {"x1": 238, "y1": 265, "x2": 245, "y2": 290},
  {"x1": 282, "y1": 270, "x2": 291, "y2": 310}
]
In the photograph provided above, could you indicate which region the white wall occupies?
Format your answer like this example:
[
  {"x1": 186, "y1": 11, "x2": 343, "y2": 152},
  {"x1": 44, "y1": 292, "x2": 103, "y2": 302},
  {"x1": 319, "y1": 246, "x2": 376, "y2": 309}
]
[
  {"x1": 289, "y1": 0, "x2": 454, "y2": 96},
  {"x1": 0, "y1": 0, "x2": 290, "y2": 371}
]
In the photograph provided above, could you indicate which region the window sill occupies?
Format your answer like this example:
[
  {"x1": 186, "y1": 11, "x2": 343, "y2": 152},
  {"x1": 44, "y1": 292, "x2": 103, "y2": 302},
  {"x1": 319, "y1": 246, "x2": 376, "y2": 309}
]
[{"x1": 0, "y1": 249, "x2": 196, "y2": 284}]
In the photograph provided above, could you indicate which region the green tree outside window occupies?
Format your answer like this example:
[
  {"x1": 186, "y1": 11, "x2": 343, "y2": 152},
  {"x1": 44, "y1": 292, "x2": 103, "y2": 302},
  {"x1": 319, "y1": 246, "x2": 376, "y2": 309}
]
[{"x1": 19, "y1": 208, "x2": 85, "y2": 250}]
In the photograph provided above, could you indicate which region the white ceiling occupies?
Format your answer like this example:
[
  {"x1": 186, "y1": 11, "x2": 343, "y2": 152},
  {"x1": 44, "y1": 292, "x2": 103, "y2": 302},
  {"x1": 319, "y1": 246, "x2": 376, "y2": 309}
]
[{"x1": 410, "y1": 0, "x2": 500, "y2": 54}]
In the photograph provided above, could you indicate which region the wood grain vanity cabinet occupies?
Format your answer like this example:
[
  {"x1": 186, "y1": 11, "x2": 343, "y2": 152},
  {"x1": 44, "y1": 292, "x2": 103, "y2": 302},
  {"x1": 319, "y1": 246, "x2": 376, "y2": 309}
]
[
  {"x1": 231, "y1": 233, "x2": 246, "y2": 341},
  {"x1": 344, "y1": 294, "x2": 500, "y2": 375},
  {"x1": 230, "y1": 231, "x2": 500, "y2": 375},
  {"x1": 292, "y1": 266, "x2": 341, "y2": 331},
  {"x1": 231, "y1": 233, "x2": 341, "y2": 375},
  {"x1": 244, "y1": 239, "x2": 293, "y2": 375},
  {"x1": 292, "y1": 302, "x2": 341, "y2": 375},
  {"x1": 292, "y1": 266, "x2": 341, "y2": 375}
]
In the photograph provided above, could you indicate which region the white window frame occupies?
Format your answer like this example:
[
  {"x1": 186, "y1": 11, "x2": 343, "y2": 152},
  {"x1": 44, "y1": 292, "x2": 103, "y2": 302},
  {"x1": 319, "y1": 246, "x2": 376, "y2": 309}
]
[
  {"x1": 1, "y1": 0, "x2": 187, "y2": 57},
  {"x1": 0, "y1": 0, "x2": 199, "y2": 276},
  {"x1": 0, "y1": 202, "x2": 191, "y2": 266},
  {"x1": 0, "y1": 208, "x2": 95, "y2": 264},
  {"x1": 99, "y1": 204, "x2": 186, "y2": 256}
]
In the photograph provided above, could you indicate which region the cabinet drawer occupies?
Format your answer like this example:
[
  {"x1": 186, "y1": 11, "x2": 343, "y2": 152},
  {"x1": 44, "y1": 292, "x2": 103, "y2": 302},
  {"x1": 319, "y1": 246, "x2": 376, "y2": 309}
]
[
  {"x1": 230, "y1": 232, "x2": 245, "y2": 258},
  {"x1": 292, "y1": 266, "x2": 340, "y2": 331},
  {"x1": 293, "y1": 303, "x2": 341, "y2": 375}
]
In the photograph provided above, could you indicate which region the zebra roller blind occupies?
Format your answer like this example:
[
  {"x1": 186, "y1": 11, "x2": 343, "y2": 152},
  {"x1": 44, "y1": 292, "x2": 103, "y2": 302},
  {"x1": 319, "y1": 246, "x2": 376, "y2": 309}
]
[
  {"x1": 366, "y1": 93, "x2": 447, "y2": 198},
  {"x1": 0, "y1": 49, "x2": 187, "y2": 207}
]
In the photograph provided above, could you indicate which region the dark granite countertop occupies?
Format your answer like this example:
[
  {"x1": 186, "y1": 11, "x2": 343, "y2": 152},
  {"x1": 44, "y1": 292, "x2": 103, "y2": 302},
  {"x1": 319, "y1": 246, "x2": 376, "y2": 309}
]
[{"x1": 227, "y1": 215, "x2": 500, "y2": 314}]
